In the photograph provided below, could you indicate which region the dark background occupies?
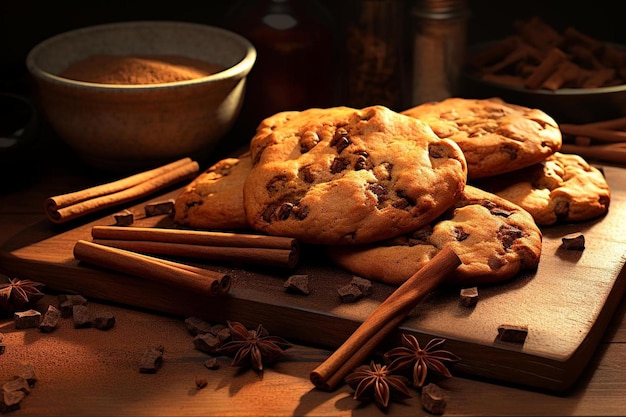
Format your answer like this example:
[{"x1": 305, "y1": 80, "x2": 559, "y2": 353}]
[
  {"x1": 2, "y1": 0, "x2": 622, "y2": 95},
  {"x1": 1, "y1": 0, "x2": 623, "y2": 176}
]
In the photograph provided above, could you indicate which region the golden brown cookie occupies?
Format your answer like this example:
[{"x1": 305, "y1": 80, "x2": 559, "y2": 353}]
[
  {"x1": 473, "y1": 152, "x2": 611, "y2": 226},
  {"x1": 173, "y1": 153, "x2": 251, "y2": 230},
  {"x1": 401, "y1": 97, "x2": 562, "y2": 179},
  {"x1": 327, "y1": 185, "x2": 542, "y2": 287},
  {"x1": 244, "y1": 105, "x2": 468, "y2": 245}
]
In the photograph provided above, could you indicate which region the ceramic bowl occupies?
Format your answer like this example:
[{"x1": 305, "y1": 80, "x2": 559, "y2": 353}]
[{"x1": 26, "y1": 21, "x2": 256, "y2": 171}]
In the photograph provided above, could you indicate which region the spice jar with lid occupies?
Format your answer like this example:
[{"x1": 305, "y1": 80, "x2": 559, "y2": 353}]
[{"x1": 410, "y1": 0, "x2": 469, "y2": 105}]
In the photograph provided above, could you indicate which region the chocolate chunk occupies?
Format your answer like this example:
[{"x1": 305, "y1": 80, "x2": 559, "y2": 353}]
[
  {"x1": 14, "y1": 309, "x2": 41, "y2": 329},
  {"x1": 1, "y1": 390, "x2": 25, "y2": 413},
  {"x1": 330, "y1": 157, "x2": 349, "y2": 174},
  {"x1": 421, "y1": 383, "x2": 447, "y2": 415},
  {"x1": 184, "y1": 316, "x2": 214, "y2": 336},
  {"x1": 204, "y1": 357, "x2": 220, "y2": 370},
  {"x1": 0, "y1": 345, "x2": 5, "y2": 355},
  {"x1": 113, "y1": 209, "x2": 134, "y2": 226},
  {"x1": 453, "y1": 226, "x2": 469, "y2": 241},
  {"x1": 299, "y1": 131, "x2": 320, "y2": 153},
  {"x1": 560, "y1": 232, "x2": 585, "y2": 251},
  {"x1": 39, "y1": 305, "x2": 61, "y2": 333},
  {"x1": 58, "y1": 294, "x2": 88, "y2": 318},
  {"x1": 459, "y1": 287, "x2": 479, "y2": 307},
  {"x1": 93, "y1": 312, "x2": 116, "y2": 330},
  {"x1": 298, "y1": 165, "x2": 316, "y2": 183},
  {"x1": 497, "y1": 324, "x2": 528, "y2": 344},
  {"x1": 193, "y1": 333, "x2": 221, "y2": 354},
  {"x1": 16, "y1": 362, "x2": 37, "y2": 387},
  {"x1": 2, "y1": 377, "x2": 31, "y2": 395},
  {"x1": 354, "y1": 152, "x2": 369, "y2": 170},
  {"x1": 72, "y1": 304, "x2": 92, "y2": 329},
  {"x1": 497, "y1": 224, "x2": 522, "y2": 250},
  {"x1": 330, "y1": 128, "x2": 350, "y2": 153},
  {"x1": 284, "y1": 274, "x2": 310, "y2": 295},
  {"x1": 139, "y1": 345, "x2": 165, "y2": 373},
  {"x1": 350, "y1": 276, "x2": 372, "y2": 296},
  {"x1": 144, "y1": 199, "x2": 175, "y2": 217},
  {"x1": 214, "y1": 327, "x2": 231, "y2": 343},
  {"x1": 276, "y1": 202, "x2": 293, "y2": 220},
  {"x1": 337, "y1": 284, "x2": 363, "y2": 303}
]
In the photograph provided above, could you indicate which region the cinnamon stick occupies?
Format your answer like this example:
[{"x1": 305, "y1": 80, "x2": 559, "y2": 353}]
[
  {"x1": 559, "y1": 124, "x2": 626, "y2": 143},
  {"x1": 91, "y1": 226, "x2": 297, "y2": 250},
  {"x1": 310, "y1": 246, "x2": 461, "y2": 391},
  {"x1": 73, "y1": 240, "x2": 230, "y2": 296},
  {"x1": 560, "y1": 143, "x2": 626, "y2": 164},
  {"x1": 92, "y1": 239, "x2": 298, "y2": 269},
  {"x1": 45, "y1": 158, "x2": 200, "y2": 224}
]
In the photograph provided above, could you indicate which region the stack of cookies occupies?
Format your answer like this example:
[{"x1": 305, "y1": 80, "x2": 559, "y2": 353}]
[{"x1": 174, "y1": 98, "x2": 611, "y2": 287}]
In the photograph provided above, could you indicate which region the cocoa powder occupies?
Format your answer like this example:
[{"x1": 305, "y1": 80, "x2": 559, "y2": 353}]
[{"x1": 59, "y1": 54, "x2": 224, "y2": 85}]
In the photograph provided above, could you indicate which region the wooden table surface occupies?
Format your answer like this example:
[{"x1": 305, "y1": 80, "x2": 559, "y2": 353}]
[{"x1": 1, "y1": 128, "x2": 626, "y2": 417}]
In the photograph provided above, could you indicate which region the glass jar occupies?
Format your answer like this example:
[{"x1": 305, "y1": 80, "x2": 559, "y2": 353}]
[{"x1": 410, "y1": 0, "x2": 469, "y2": 105}]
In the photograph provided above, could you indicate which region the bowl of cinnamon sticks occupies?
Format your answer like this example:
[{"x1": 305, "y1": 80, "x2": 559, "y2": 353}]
[
  {"x1": 26, "y1": 21, "x2": 256, "y2": 172},
  {"x1": 461, "y1": 16, "x2": 626, "y2": 124}
]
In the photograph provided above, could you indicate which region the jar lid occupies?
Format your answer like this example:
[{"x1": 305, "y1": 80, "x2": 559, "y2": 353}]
[{"x1": 413, "y1": 0, "x2": 469, "y2": 19}]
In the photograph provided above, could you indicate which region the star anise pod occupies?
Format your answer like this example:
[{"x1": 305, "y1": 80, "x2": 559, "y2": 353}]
[
  {"x1": 345, "y1": 360, "x2": 412, "y2": 409},
  {"x1": 217, "y1": 321, "x2": 292, "y2": 371},
  {"x1": 384, "y1": 334, "x2": 461, "y2": 388},
  {"x1": 0, "y1": 275, "x2": 45, "y2": 315}
]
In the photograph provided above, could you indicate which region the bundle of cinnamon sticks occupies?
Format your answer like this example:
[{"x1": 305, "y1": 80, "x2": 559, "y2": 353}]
[
  {"x1": 559, "y1": 116, "x2": 626, "y2": 165},
  {"x1": 73, "y1": 225, "x2": 301, "y2": 298},
  {"x1": 45, "y1": 157, "x2": 199, "y2": 224}
]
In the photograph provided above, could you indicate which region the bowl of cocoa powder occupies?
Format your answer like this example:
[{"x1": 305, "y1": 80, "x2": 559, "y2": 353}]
[{"x1": 26, "y1": 21, "x2": 256, "y2": 172}]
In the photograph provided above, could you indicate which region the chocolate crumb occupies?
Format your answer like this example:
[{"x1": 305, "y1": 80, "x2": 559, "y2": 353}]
[
  {"x1": 421, "y1": 383, "x2": 447, "y2": 415},
  {"x1": 204, "y1": 357, "x2": 220, "y2": 370},
  {"x1": 144, "y1": 199, "x2": 175, "y2": 217},
  {"x1": 14, "y1": 309, "x2": 41, "y2": 329},
  {"x1": 337, "y1": 284, "x2": 363, "y2": 303},
  {"x1": 560, "y1": 232, "x2": 585, "y2": 251},
  {"x1": 139, "y1": 345, "x2": 165, "y2": 373},
  {"x1": 497, "y1": 324, "x2": 528, "y2": 344},
  {"x1": 284, "y1": 274, "x2": 310, "y2": 295},
  {"x1": 72, "y1": 304, "x2": 92, "y2": 329},
  {"x1": 113, "y1": 209, "x2": 134, "y2": 226},
  {"x1": 93, "y1": 312, "x2": 116, "y2": 330},
  {"x1": 460, "y1": 287, "x2": 479, "y2": 308},
  {"x1": 195, "y1": 376, "x2": 208, "y2": 389},
  {"x1": 39, "y1": 304, "x2": 61, "y2": 333}
]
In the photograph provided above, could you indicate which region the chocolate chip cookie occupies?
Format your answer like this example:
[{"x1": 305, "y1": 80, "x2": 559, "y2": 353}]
[
  {"x1": 473, "y1": 152, "x2": 611, "y2": 226},
  {"x1": 401, "y1": 97, "x2": 562, "y2": 179},
  {"x1": 328, "y1": 185, "x2": 542, "y2": 286},
  {"x1": 244, "y1": 105, "x2": 468, "y2": 245},
  {"x1": 174, "y1": 153, "x2": 251, "y2": 230}
]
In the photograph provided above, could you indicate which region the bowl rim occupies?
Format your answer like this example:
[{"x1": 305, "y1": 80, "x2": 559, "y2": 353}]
[
  {"x1": 464, "y1": 40, "x2": 626, "y2": 96},
  {"x1": 25, "y1": 20, "x2": 257, "y2": 91}
]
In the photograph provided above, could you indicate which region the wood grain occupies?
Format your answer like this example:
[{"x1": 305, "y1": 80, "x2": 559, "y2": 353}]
[{"x1": 2, "y1": 166, "x2": 626, "y2": 393}]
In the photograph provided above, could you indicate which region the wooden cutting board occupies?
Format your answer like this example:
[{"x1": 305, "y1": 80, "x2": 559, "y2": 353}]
[{"x1": 2, "y1": 165, "x2": 625, "y2": 393}]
